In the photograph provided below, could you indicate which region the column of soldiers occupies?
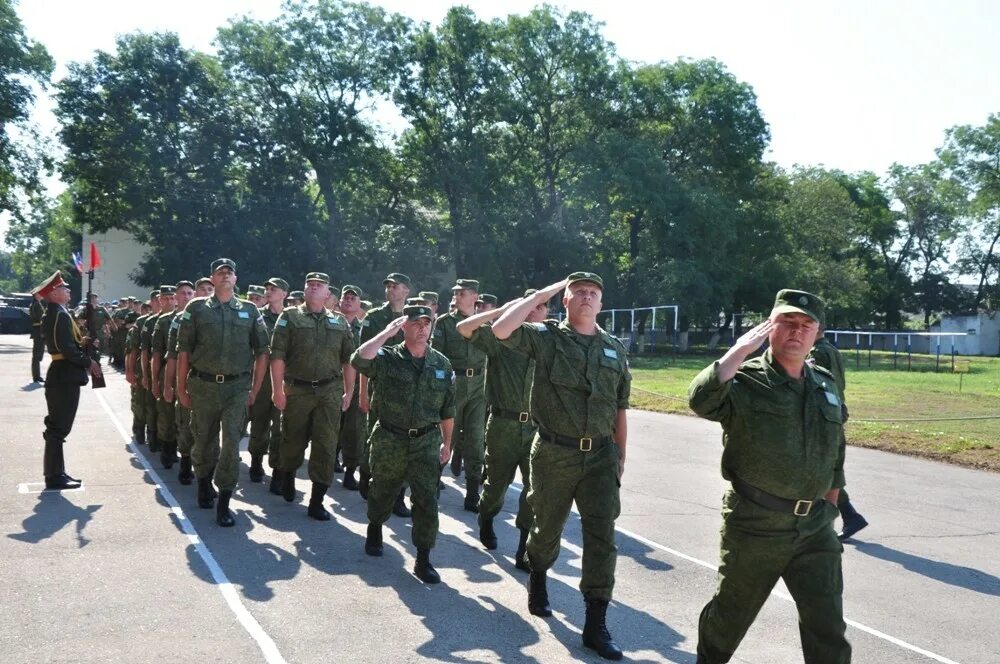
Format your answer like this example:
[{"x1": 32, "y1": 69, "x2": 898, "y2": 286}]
[{"x1": 31, "y1": 258, "x2": 861, "y2": 662}]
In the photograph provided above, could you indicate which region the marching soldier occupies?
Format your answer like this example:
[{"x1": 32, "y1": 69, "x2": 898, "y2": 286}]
[
  {"x1": 139, "y1": 290, "x2": 163, "y2": 452},
  {"x1": 249, "y1": 277, "x2": 288, "y2": 484},
  {"x1": 492, "y1": 273, "x2": 631, "y2": 661},
  {"x1": 151, "y1": 283, "x2": 191, "y2": 469},
  {"x1": 176, "y1": 259, "x2": 270, "y2": 527},
  {"x1": 352, "y1": 305, "x2": 455, "y2": 584},
  {"x1": 432, "y1": 278, "x2": 488, "y2": 512},
  {"x1": 338, "y1": 284, "x2": 367, "y2": 490},
  {"x1": 33, "y1": 272, "x2": 100, "y2": 490},
  {"x1": 269, "y1": 272, "x2": 356, "y2": 520},
  {"x1": 125, "y1": 293, "x2": 158, "y2": 445},
  {"x1": 246, "y1": 285, "x2": 266, "y2": 307}
]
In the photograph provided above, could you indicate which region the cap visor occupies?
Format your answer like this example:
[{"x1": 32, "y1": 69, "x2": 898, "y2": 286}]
[{"x1": 771, "y1": 305, "x2": 818, "y2": 322}]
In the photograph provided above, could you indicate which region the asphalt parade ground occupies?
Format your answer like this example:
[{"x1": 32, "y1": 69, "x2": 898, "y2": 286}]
[{"x1": 2, "y1": 334, "x2": 998, "y2": 663}]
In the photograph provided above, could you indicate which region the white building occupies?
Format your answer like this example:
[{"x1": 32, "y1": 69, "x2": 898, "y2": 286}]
[
  {"x1": 931, "y1": 313, "x2": 1000, "y2": 356},
  {"x1": 80, "y1": 228, "x2": 148, "y2": 303}
]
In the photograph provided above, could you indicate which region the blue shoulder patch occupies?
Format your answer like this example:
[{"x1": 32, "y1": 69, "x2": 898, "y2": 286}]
[
  {"x1": 533, "y1": 322, "x2": 548, "y2": 332},
  {"x1": 276, "y1": 318, "x2": 288, "y2": 327},
  {"x1": 238, "y1": 311, "x2": 250, "y2": 319},
  {"x1": 435, "y1": 369, "x2": 446, "y2": 379}
]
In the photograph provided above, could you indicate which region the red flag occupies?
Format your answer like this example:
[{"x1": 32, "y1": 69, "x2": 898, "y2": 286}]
[{"x1": 89, "y1": 242, "x2": 102, "y2": 271}]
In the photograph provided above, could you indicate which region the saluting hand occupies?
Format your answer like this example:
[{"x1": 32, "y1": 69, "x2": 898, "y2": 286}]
[
  {"x1": 536, "y1": 278, "x2": 570, "y2": 301},
  {"x1": 733, "y1": 320, "x2": 773, "y2": 356},
  {"x1": 384, "y1": 316, "x2": 407, "y2": 335}
]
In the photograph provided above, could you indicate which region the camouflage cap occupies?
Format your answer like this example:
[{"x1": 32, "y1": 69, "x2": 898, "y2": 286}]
[
  {"x1": 406, "y1": 296, "x2": 427, "y2": 306},
  {"x1": 403, "y1": 305, "x2": 433, "y2": 321},
  {"x1": 127, "y1": 296, "x2": 137, "y2": 302},
  {"x1": 771, "y1": 289, "x2": 824, "y2": 324},
  {"x1": 480, "y1": 293, "x2": 497, "y2": 305},
  {"x1": 567, "y1": 271, "x2": 603, "y2": 289},
  {"x1": 247, "y1": 285, "x2": 266, "y2": 296},
  {"x1": 289, "y1": 290, "x2": 305, "y2": 300},
  {"x1": 383, "y1": 272, "x2": 412, "y2": 287},
  {"x1": 305, "y1": 272, "x2": 329, "y2": 284},
  {"x1": 328, "y1": 286, "x2": 341, "y2": 297},
  {"x1": 176, "y1": 280, "x2": 195, "y2": 290},
  {"x1": 451, "y1": 278, "x2": 480, "y2": 292},
  {"x1": 149, "y1": 290, "x2": 160, "y2": 299},
  {"x1": 418, "y1": 291, "x2": 439, "y2": 304},
  {"x1": 341, "y1": 284, "x2": 363, "y2": 298},
  {"x1": 266, "y1": 277, "x2": 289, "y2": 292},
  {"x1": 524, "y1": 288, "x2": 538, "y2": 297},
  {"x1": 158, "y1": 285, "x2": 177, "y2": 295},
  {"x1": 360, "y1": 300, "x2": 372, "y2": 311},
  {"x1": 195, "y1": 277, "x2": 213, "y2": 288},
  {"x1": 211, "y1": 257, "x2": 236, "y2": 273}
]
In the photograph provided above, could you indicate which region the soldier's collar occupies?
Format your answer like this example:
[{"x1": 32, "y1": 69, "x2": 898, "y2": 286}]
[
  {"x1": 761, "y1": 349, "x2": 796, "y2": 386},
  {"x1": 207, "y1": 295, "x2": 242, "y2": 310}
]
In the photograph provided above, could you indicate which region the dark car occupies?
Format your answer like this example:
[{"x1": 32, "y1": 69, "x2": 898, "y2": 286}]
[{"x1": 0, "y1": 305, "x2": 33, "y2": 334}]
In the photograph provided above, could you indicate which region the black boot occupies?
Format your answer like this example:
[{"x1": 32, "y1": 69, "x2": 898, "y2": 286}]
[
  {"x1": 582, "y1": 598, "x2": 623, "y2": 660},
  {"x1": 358, "y1": 470, "x2": 370, "y2": 500},
  {"x1": 307, "y1": 483, "x2": 331, "y2": 521},
  {"x1": 342, "y1": 466, "x2": 358, "y2": 490},
  {"x1": 464, "y1": 478, "x2": 480, "y2": 513},
  {"x1": 160, "y1": 440, "x2": 177, "y2": 469},
  {"x1": 54, "y1": 443, "x2": 81, "y2": 485},
  {"x1": 365, "y1": 522, "x2": 383, "y2": 556},
  {"x1": 392, "y1": 488, "x2": 411, "y2": 518},
  {"x1": 515, "y1": 528, "x2": 530, "y2": 571},
  {"x1": 269, "y1": 469, "x2": 285, "y2": 495},
  {"x1": 282, "y1": 470, "x2": 296, "y2": 503},
  {"x1": 450, "y1": 448, "x2": 463, "y2": 477},
  {"x1": 249, "y1": 453, "x2": 265, "y2": 483},
  {"x1": 133, "y1": 422, "x2": 146, "y2": 445},
  {"x1": 216, "y1": 489, "x2": 235, "y2": 527},
  {"x1": 838, "y1": 500, "x2": 869, "y2": 541},
  {"x1": 527, "y1": 570, "x2": 552, "y2": 617},
  {"x1": 44, "y1": 441, "x2": 80, "y2": 490},
  {"x1": 197, "y1": 475, "x2": 215, "y2": 508},
  {"x1": 479, "y1": 516, "x2": 498, "y2": 550},
  {"x1": 413, "y1": 548, "x2": 440, "y2": 584},
  {"x1": 147, "y1": 426, "x2": 160, "y2": 453},
  {"x1": 178, "y1": 455, "x2": 194, "y2": 485}
]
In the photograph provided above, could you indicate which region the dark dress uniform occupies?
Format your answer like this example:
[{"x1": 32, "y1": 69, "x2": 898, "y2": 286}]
[
  {"x1": 30, "y1": 298, "x2": 45, "y2": 382},
  {"x1": 42, "y1": 300, "x2": 91, "y2": 488},
  {"x1": 689, "y1": 347, "x2": 851, "y2": 664}
]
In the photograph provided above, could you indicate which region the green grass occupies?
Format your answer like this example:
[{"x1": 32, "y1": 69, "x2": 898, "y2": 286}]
[{"x1": 629, "y1": 350, "x2": 1000, "y2": 472}]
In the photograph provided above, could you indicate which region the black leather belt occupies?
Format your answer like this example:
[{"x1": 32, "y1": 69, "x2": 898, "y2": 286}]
[
  {"x1": 190, "y1": 369, "x2": 251, "y2": 384},
  {"x1": 490, "y1": 407, "x2": 532, "y2": 424},
  {"x1": 287, "y1": 375, "x2": 338, "y2": 388},
  {"x1": 731, "y1": 474, "x2": 823, "y2": 517},
  {"x1": 454, "y1": 367, "x2": 485, "y2": 377},
  {"x1": 381, "y1": 422, "x2": 439, "y2": 439},
  {"x1": 538, "y1": 428, "x2": 612, "y2": 452}
]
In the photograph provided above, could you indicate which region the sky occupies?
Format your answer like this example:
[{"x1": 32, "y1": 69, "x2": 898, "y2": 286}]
[{"x1": 6, "y1": 0, "x2": 1000, "y2": 242}]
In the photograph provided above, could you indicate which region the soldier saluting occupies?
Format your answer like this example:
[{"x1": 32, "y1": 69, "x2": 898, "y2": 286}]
[{"x1": 33, "y1": 271, "x2": 100, "y2": 490}]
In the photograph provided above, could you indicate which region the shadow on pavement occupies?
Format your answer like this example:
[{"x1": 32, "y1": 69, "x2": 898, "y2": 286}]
[
  {"x1": 7, "y1": 491, "x2": 103, "y2": 548},
  {"x1": 19, "y1": 382, "x2": 43, "y2": 392},
  {"x1": 850, "y1": 540, "x2": 1000, "y2": 596}
]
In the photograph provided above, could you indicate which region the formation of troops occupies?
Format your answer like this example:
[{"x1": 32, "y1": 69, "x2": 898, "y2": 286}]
[{"x1": 28, "y1": 260, "x2": 864, "y2": 662}]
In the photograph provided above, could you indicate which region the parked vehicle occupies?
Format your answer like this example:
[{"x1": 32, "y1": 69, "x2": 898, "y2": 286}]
[{"x1": 0, "y1": 305, "x2": 33, "y2": 334}]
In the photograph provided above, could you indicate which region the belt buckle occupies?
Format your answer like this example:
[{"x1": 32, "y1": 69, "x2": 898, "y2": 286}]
[
  {"x1": 408, "y1": 428, "x2": 419, "y2": 438},
  {"x1": 793, "y1": 500, "x2": 813, "y2": 516},
  {"x1": 215, "y1": 374, "x2": 225, "y2": 383},
  {"x1": 465, "y1": 368, "x2": 475, "y2": 377},
  {"x1": 518, "y1": 412, "x2": 530, "y2": 423},
  {"x1": 579, "y1": 437, "x2": 592, "y2": 452}
]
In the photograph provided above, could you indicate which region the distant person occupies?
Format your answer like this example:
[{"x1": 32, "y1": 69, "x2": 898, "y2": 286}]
[
  {"x1": 29, "y1": 292, "x2": 45, "y2": 382},
  {"x1": 810, "y1": 325, "x2": 869, "y2": 541}
]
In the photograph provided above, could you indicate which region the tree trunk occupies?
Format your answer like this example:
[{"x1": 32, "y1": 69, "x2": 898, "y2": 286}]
[
  {"x1": 311, "y1": 160, "x2": 342, "y2": 267},
  {"x1": 626, "y1": 210, "x2": 643, "y2": 306}
]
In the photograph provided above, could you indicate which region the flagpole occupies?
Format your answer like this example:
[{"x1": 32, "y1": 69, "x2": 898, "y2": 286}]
[{"x1": 84, "y1": 246, "x2": 106, "y2": 388}]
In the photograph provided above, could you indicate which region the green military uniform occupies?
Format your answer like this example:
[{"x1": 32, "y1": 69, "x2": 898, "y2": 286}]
[
  {"x1": 127, "y1": 313, "x2": 148, "y2": 442},
  {"x1": 471, "y1": 323, "x2": 536, "y2": 537},
  {"x1": 30, "y1": 298, "x2": 45, "y2": 381},
  {"x1": 92, "y1": 305, "x2": 113, "y2": 362},
  {"x1": 248, "y1": 301, "x2": 283, "y2": 469},
  {"x1": 139, "y1": 294, "x2": 162, "y2": 451},
  {"x1": 688, "y1": 290, "x2": 850, "y2": 664},
  {"x1": 357, "y1": 296, "x2": 406, "y2": 477},
  {"x1": 151, "y1": 296, "x2": 179, "y2": 467},
  {"x1": 111, "y1": 304, "x2": 131, "y2": 368},
  {"x1": 351, "y1": 332, "x2": 455, "y2": 551},
  {"x1": 270, "y1": 296, "x2": 356, "y2": 490},
  {"x1": 340, "y1": 307, "x2": 367, "y2": 475},
  {"x1": 500, "y1": 317, "x2": 630, "y2": 601},
  {"x1": 176, "y1": 293, "x2": 270, "y2": 493},
  {"x1": 165, "y1": 309, "x2": 197, "y2": 476}
]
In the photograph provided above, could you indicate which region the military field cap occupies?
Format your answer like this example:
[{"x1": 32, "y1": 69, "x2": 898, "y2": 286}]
[
  {"x1": 149, "y1": 290, "x2": 160, "y2": 299},
  {"x1": 159, "y1": 285, "x2": 177, "y2": 295},
  {"x1": 480, "y1": 294, "x2": 497, "y2": 305},
  {"x1": 305, "y1": 271, "x2": 330, "y2": 284},
  {"x1": 328, "y1": 286, "x2": 341, "y2": 297},
  {"x1": 341, "y1": 284, "x2": 363, "y2": 298},
  {"x1": 176, "y1": 280, "x2": 195, "y2": 290},
  {"x1": 403, "y1": 305, "x2": 433, "y2": 321},
  {"x1": 247, "y1": 285, "x2": 266, "y2": 296},
  {"x1": 127, "y1": 296, "x2": 137, "y2": 302},
  {"x1": 524, "y1": 288, "x2": 538, "y2": 297},
  {"x1": 289, "y1": 290, "x2": 305, "y2": 299},
  {"x1": 771, "y1": 289, "x2": 824, "y2": 324},
  {"x1": 32, "y1": 271, "x2": 68, "y2": 298},
  {"x1": 360, "y1": 300, "x2": 372, "y2": 310},
  {"x1": 451, "y1": 278, "x2": 480, "y2": 292},
  {"x1": 266, "y1": 277, "x2": 289, "y2": 292},
  {"x1": 211, "y1": 257, "x2": 236, "y2": 273},
  {"x1": 406, "y1": 297, "x2": 427, "y2": 306},
  {"x1": 383, "y1": 272, "x2": 412, "y2": 287},
  {"x1": 418, "y1": 291, "x2": 438, "y2": 304},
  {"x1": 567, "y1": 271, "x2": 603, "y2": 289},
  {"x1": 195, "y1": 276, "x2": 213, "y2": 287}
]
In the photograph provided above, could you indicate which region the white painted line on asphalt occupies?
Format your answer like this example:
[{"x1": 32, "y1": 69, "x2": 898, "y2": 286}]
[
  {"x1": 17, "y1": 482, "x2": 85, "y2": 494},
  {"x1": 504, "y1": 482, "x2": 963, "y2": 664},
  {"x1": 94, "y1": 390, "x2": 287, "y2": 664}
]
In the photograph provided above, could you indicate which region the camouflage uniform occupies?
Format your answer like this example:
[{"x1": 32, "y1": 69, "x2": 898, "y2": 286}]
[
  {"x1": 689, "y1": 297, "x2": 850, "y2": 663},
  {"x1": 351, "y1": 342, "x2": 455, "y2": 550},
  {"x1": 470, "y1": 324, "x2": 536, "y2": 534},
  {"x1": 270, "y1": 303, "x2": 355, "y2": 486},
  {"x1": 340, "y1": 316, "x2": 367, "y2": 470},
  {"x1": 176, "y1": 294, "x2": 269, "y2": 492},
  {"x1": 248, "y1": 303, "x2": 283, "y2": 467},
  {"x1": 165, "y1": 312, "x2": 196, "y2": 463},
  {"x1": 127, "y1": 314, "x2": 148, "y2": 439},
  {"x1": 357, "y1": 301, "x2": 405, "y2": 476},
  {"x1": 139, "y1": 304, "x2": 162, "y2": 451},
  {"x1": 151, "y1": 305, "x2": 179, "y2": 464},
  {"x1": 500, "y1": 319, "x2": 630, "y2": 601}
]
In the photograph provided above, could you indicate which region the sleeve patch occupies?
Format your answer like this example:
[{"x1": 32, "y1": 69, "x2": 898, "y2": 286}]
[
  {"x1": 238, "y1": 311, "x2": 250, "y2": 319},
  {"x1": 435, "y1": 369, "x2": 446, "y2": 379},
  {"x1": 533, "y1": 322, "x2": 548, "y2": 331},
  {"x1": 603, "y1": 347, "x2": 618, "y2": 359},
  {"x1": 276, "y1": 319, "x2": 288, "y2": 327}
]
